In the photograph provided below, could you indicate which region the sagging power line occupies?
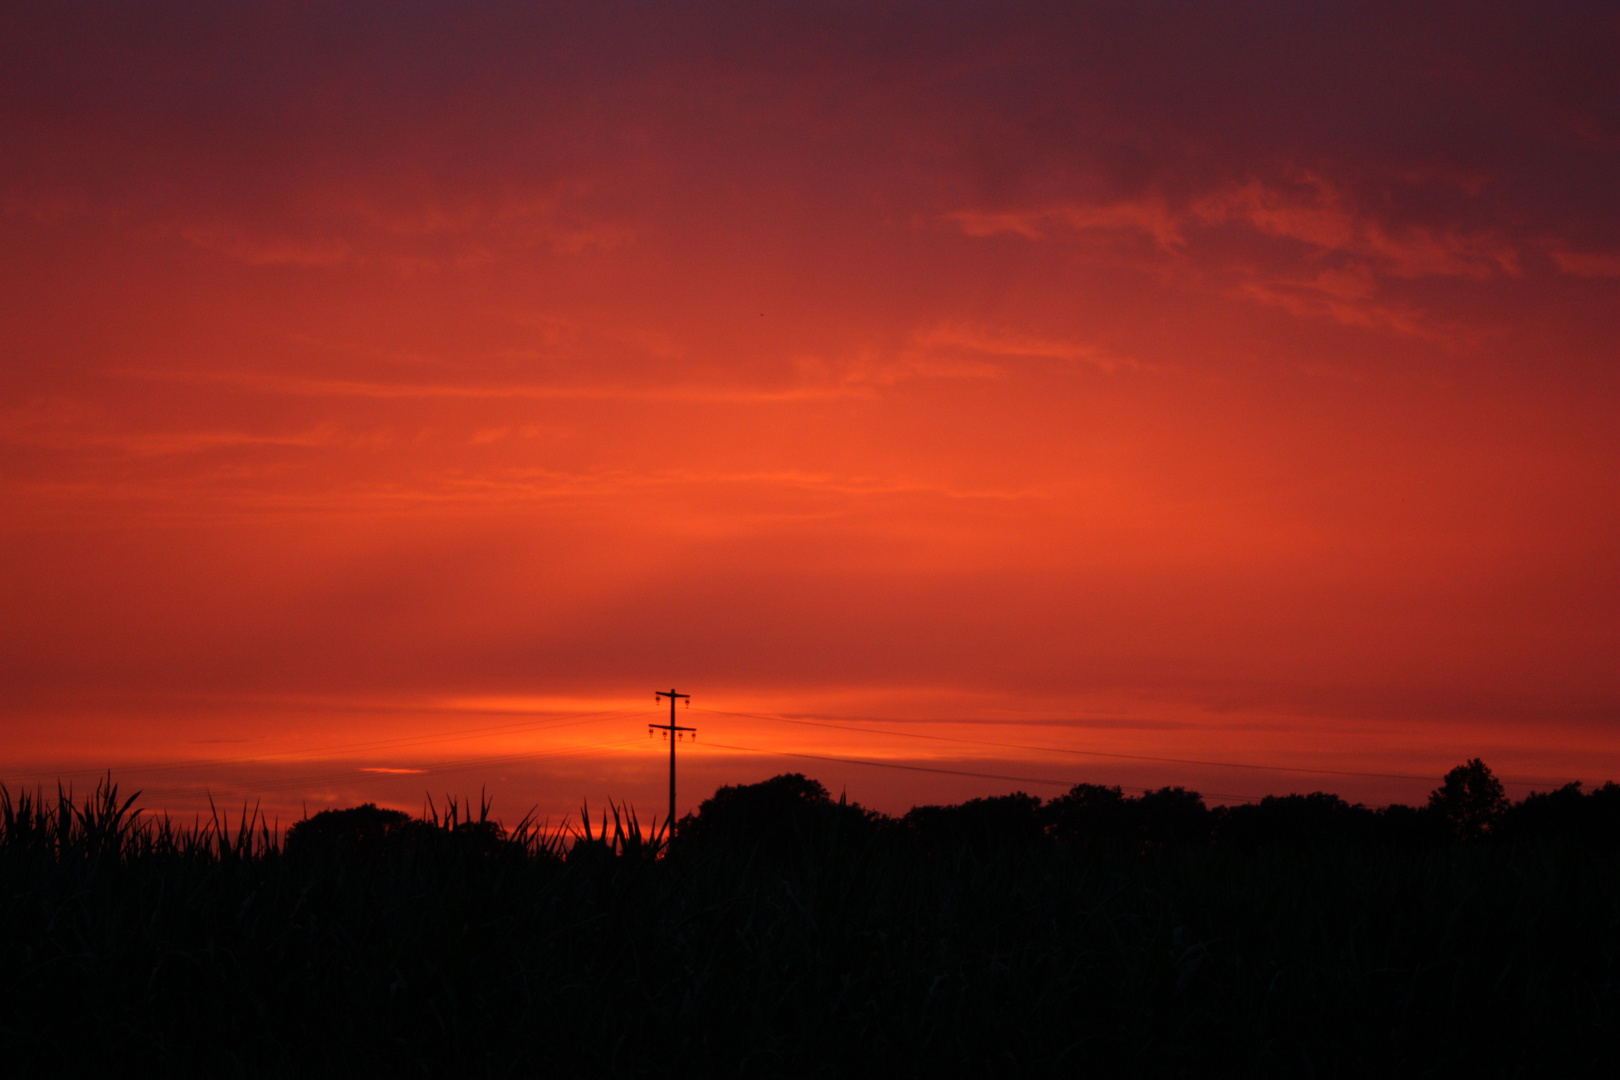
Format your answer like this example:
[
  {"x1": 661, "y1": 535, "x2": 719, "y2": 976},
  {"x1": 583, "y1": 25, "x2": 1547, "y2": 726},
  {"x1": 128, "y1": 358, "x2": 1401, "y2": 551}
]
[
  {"x1": 5, "y1": 695, "x2": 1570, "y2": 815},
  {"x1": 696, "y1": 707, "x2": 1558, "y2": 789}
]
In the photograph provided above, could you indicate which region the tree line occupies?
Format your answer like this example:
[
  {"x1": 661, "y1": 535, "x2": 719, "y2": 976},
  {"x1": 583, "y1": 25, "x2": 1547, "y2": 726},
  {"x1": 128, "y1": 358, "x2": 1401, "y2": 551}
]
[
  {"x1": 5, "y1": 765, "x2": 1618, "y2": 1074},
  {"x1": 671, "y1": 759, "x2": 1620, "y2": 853}
]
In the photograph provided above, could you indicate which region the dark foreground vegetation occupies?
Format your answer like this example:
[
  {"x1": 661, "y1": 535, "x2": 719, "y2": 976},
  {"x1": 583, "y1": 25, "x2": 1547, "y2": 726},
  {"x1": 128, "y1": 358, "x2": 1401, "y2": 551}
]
[{"x1": 2, "y1": 763, "x2": 1618, "y2": 1077}]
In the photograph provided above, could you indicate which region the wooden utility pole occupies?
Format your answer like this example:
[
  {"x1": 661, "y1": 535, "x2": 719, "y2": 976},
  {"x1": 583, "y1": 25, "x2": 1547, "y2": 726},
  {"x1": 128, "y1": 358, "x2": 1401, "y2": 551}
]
[{"x1": 652, "y1": 688, "x2": 694, "y2": 839}]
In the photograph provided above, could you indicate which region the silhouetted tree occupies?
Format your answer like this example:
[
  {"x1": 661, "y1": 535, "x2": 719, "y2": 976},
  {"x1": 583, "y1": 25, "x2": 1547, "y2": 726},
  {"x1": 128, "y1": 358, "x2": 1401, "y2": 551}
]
[
  {"x1": 1498, "y1": 781, "x2": 1620, "y2": 844},
  {"x1": 1366, "y1": 802, "x2": 1446, "y2": 844},
  {"x1": 1217, "y1": 792, "x2": 1376, "y2": 846},
  {"x1": 1594, "y1": 781, "x2": 1620, "y2": 834},
  {"x1": 1428, "y1": 759, "x2": 1508, "y2": 839},
  {"x1": 1498, "y1": 782, "x2": 1583, "y2": 840},
  {"x1": 1044, "y1": 783, "x2": 1132, "y2": 844},
  {"x1": 903, "y1": 792, "x2": 1045, "y2": 846},
  {"x1": 1137, "y1": 786, "x2": 1213, "y2": 844}
]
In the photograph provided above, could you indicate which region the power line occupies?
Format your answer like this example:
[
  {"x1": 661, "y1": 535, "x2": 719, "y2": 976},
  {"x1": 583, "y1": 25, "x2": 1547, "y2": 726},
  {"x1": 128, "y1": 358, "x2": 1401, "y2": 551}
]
[
  {"x1": 5, "y1": 697, "x2": 1574, "y2": 816},
  {"x1": 696, "y1": 708, "x2": 1545, "y2": 787},
  {"x1": 699, "y1": 738, "x2": 1263, "y2": 803},
  {"x1": 698, "y1": 707, "x2": 1430, "y2": 781}
]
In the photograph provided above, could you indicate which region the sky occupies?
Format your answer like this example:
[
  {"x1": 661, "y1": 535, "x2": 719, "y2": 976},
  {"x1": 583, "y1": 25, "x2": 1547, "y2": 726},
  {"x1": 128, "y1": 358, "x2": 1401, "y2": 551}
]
[{"x1": 2, "y1": 1, "x2": 1616, "y2": 825}]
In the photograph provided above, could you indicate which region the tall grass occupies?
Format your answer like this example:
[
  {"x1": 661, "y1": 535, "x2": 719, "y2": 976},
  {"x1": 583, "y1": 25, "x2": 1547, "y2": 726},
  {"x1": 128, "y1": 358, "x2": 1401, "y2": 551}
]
[{"x1": 2, "y1": 778, "x2": 1617, "y2": 1077}]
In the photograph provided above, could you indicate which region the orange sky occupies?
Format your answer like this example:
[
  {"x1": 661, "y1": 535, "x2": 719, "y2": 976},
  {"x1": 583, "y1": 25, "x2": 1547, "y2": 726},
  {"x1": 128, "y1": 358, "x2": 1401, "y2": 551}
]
[{"x1": 2, "y1": 3, "x2": 1616, "y2": 824}]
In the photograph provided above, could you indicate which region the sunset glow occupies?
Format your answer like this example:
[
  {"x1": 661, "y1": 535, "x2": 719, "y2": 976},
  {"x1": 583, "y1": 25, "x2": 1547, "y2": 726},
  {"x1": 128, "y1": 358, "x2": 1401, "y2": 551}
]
[{"x1": 3, "y1": 3, "x2": 1616, "y2": 824}]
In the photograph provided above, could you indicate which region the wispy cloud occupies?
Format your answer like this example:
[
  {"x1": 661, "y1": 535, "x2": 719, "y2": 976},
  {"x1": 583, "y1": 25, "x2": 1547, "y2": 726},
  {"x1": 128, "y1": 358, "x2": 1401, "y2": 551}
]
[
  {"x1": 943, "y1": 176, "x2": 1528, "y2": 338},
  {"x1": 907, "y1": 323, "x2": 1138, "y2": 374},
  {"x1": 180, "y1": 228, "x2": 353, "y2": 267},
  {"x1": 106, "y1": 368, "x2": 864, "y2": 404},
  {"x1": 944, "y1": 197, "x2": 1184, "y2": 249},
  {"x1": 0, "y1": 399, "x2": 346, "y2": 457},
  {"x1": 1550, "y1": 249, "x2": 1620, "y2": 278},
  {"x1": 1233, "y1": 274, "x2": 1436, "y2": 339},
  {"x1": 1192, "y1": 177, "x2": 1519, "y2": 280}
]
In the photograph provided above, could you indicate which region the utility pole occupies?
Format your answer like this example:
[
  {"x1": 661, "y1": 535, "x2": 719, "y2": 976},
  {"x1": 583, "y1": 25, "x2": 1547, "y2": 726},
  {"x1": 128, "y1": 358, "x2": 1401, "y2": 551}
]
[{"x1": 652, "y1": 688, "x2": 694, "y2": 839}]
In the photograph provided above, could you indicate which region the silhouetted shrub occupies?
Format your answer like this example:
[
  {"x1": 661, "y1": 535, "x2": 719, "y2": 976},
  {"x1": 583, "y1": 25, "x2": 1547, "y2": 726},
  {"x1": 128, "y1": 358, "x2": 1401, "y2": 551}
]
[
  {"x1": 674, "y1": 773, "x2": 880, "y2": 850},
  {"x1": 284, "y1": 801, "x2": 511, "y2": 862},
  {"x1": 283, "y1": 802, "x2": 412, "y2": 857}
]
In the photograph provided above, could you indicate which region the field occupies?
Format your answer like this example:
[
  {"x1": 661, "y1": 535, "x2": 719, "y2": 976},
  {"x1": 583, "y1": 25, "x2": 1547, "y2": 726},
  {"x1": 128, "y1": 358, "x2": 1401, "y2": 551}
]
[{"x1": 2, "y1": 775, "x2": 1617, "y2": 1077}]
